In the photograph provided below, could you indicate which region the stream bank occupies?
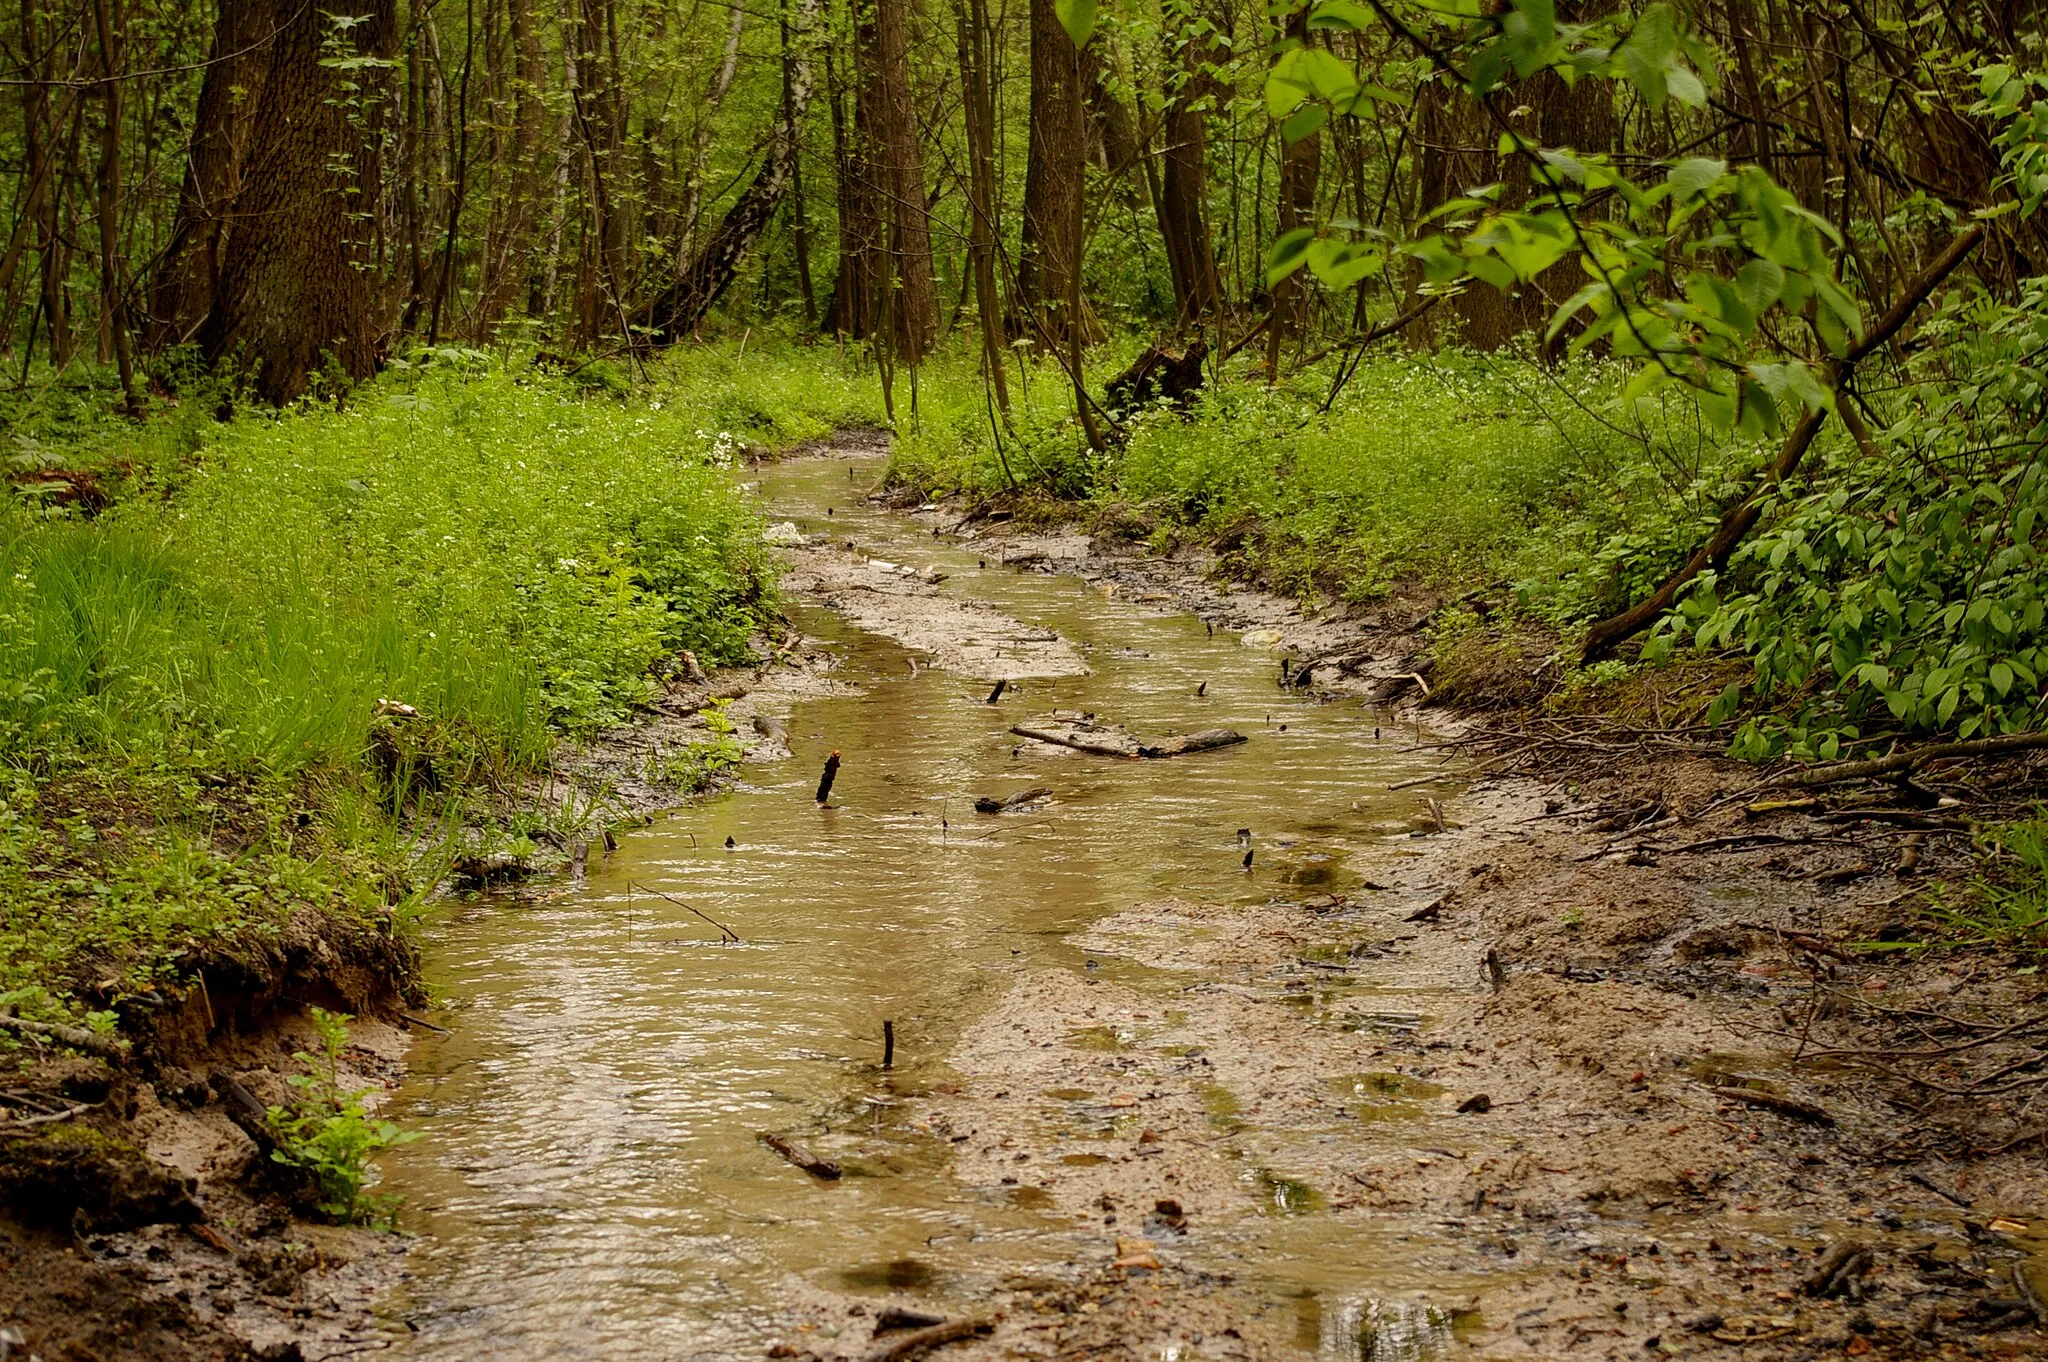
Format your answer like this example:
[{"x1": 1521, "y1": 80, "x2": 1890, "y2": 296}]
[
  {"x1": 730, "y1": 472, "x2": 2048, "y2": 1362},
  {"x1": 9, "y1": 433, "x2": 2046, "y2": 1362}
]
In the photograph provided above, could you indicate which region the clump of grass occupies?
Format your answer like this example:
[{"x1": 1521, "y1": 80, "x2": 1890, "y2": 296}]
[
  {"x1": 267, "y1": 1007, "x2": 418, "y2": 1224},
  {"x1": 0, "y1": 344, "x2": 884, "y2": 1031},
  {"x1": 1921, "y1": 817, "x2": 2048, "y2": 957},
  {"x1": 887, "y1": 344, "x2": 1720, "y2": 614}
]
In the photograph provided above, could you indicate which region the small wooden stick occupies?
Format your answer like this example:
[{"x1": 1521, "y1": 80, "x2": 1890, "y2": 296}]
[
  {"x1": 862, "y1": 1318, "x2": 992, "y2": 1362},
  {"x1": 883, "y1": 1019, "x2": 895, "y2": 1070},
  {"x1": 816, "y1": 751, "x2": 842, "y2": 804}
]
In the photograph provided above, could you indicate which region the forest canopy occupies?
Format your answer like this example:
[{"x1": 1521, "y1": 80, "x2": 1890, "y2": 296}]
[{"x1": 3, "y1": 0, "x2": 2047, "y2": 756}]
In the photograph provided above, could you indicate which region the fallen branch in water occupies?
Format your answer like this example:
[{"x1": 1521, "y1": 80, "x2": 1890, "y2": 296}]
[
  {"x1": 1011, "y1": 723, "x2": 1137, "y2": 758},
  {"x1": 1138, "y1": 729, "x2": 1246, "y2": 758},
  {"x1": 627, "y1": 881, "x2": 740, "y2": 943},
  {"x1": 757, "y1": 1131, "x2": 841, "y2": 1179},
  {"x1": 974, "y1": 786, "x2": 1050, "y2": 813}
]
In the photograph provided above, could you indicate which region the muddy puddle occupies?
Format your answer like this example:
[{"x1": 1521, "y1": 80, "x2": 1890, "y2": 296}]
[{"x1": 378, "y1": 450, "x2": 1468, "y2": 1358}]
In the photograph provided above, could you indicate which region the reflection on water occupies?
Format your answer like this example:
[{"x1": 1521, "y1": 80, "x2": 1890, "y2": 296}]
[
  {"x1": 379, "y1": 452, "x2": 1459, "y2": 1357},
  {"x1": 1300, "y1": 1294, "x2": 1460, "y2": 1361}
]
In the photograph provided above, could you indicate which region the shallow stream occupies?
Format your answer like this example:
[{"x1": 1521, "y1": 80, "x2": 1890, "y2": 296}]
[{"x1": 380, "y1": 450, "x2": 1465, "y2": 1358}]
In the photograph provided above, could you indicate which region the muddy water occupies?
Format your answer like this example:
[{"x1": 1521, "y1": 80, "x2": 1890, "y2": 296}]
[{"x1": 381, "y1": 451, "x2": 1461, "y2": 1358}]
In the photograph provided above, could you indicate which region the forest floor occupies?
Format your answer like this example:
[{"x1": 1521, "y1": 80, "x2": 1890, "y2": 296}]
[
  {"x1": 747, "y1": 478, "x2": 2048, "y2": 1361},
  {"x1": 8, "y1": 435, "x2": 2048, "y2": 1361}
]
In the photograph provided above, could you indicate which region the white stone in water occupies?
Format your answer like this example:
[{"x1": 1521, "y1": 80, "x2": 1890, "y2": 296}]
[
  {"x1": 763, "y1": 521, "x2": 804, "y2": 545},
  {"x1": 1240, "y1": 627, "x2": 1285, "y2": 648}
]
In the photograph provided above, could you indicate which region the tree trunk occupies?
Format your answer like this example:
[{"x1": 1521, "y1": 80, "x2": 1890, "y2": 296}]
[
  {"x1": 1017, "y1": 0, "x2": 1098, "y2": 345},
  {"x1": 145, "y1": 0, "x2": 275, "y2": 349},
  {"x1": 954, "y1": 0, "x2": 1009, "y2": 414},
  {"x1": 1157, "y1": 0, "x2": 1222, "y2": 325},
  {"x1": 1264, "y1": 9, "x2": 1322, "y2": 377},
  {"x1": 872, "y1": 0, "x2": 938, "y2": 362},
  {"x1": 571, "y1": 0, "x2": 629, "y2": 342},
  {"x1": 200, "y1": 0, "x2": 394, "y2": 401},
  {"x1": 783, "y1": 14, "x2": 818, "y2": 324},
  {"x1": 472, "y1": 0, "x2": 546, "y2": 333},
  {"x1": 825, "y1": 35, "x2": 882, "y2": 337},
  {"x1": 675, "y1": 1, "x2": 746, "y2": 263},
  {"x1": 1408, "y1": 4, "x2": 1617, "y2": 350},
  {"x1": 638, "y1": 0, "x2": 822, "y2": 341},
  {"x1": 90, "y1": 0, "x2": 139, "y2": 411}
]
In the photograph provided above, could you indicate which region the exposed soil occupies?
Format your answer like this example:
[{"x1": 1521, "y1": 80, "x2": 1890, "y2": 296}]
[
  {"x1": 13, "y1": 447, "x2": 2048, "y2": 1362},
  {"x1": 0, "y1": 647, "x2": 841, "y2": 1362},
  {"x1": 733, "y1": 483, "x2": 2048, "y2": 1361}
]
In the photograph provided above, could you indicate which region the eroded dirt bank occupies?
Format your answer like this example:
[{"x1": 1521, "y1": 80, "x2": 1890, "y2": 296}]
[
  {"x1": 742, "y1": 478, "x2": 2048, "y2": 1361},
  {"x1": 0, "y1": 649, "x2": 837, "y2": 1362}
]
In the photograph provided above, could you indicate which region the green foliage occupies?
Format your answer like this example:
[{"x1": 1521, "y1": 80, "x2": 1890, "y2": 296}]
[
  {"x1": 645, "y1": 699, "x2": 745, "y2": 792},
  {"x1": 1643, "y1": 273, "x2": 2048, "y2": 758},
  {"x1": 267, "y1": 1008, "x2": 418, "y2": 1224},
  {"x1": 893, "y1": 342, "x2": 1712, "y2": 611},
  {"x1": 1920, "y1": 817, "x2": 2048, "y2": 956},
  {"x1": 1264, "y1": 0, "x2": 1875, "y2": 439},
  {"x1": 1, "y1": 343, "x2": 883, "y2": 1026}
]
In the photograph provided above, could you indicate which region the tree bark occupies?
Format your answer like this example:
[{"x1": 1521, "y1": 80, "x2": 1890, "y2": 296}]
[
  {"x1": 200, "y1": 0, "x2": 394, "y2": 401},
  {"x1": 783, "y1": 14, "x2": 818, "y2": 323},
  {"x1": 954, "y1": 0, "x2": 1009, "y2": 414},
  {"x1": 1157, "y1": 0, "x2": 1222, "y2": 326},
  {"x1": 145, "y1": 0, "x2": 275, "y2": 349},
  {"x1": 472, "y1": 0, "x2": 547, "y2": 333},
  {"x1": 872, "y1": 0, "x2": 938, "y2": 363},
  {"x1": 825, "y1": 32, "x2": 882, "y2": 337},
  {"x1": 89, "y1": 0, "x2": 140, "y2": 411},
  {"x1": 675, "y1": 1, "x2": 746, "y2": 263},
  {"x1": 1018, "y1": 0, "x2": 1098, "y2": 345},
  {"x1": 1266, "y1": 10, "x2": 1321, "y2": 377}
]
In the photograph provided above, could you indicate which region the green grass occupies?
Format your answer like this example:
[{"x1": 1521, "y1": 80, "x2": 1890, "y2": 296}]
[
  {"x1": 1, "y1": 342, "x2": 887, "y2": 1033},
  {"x1": 887, "y1": 343, "x2": 1743, "y2": 617}
]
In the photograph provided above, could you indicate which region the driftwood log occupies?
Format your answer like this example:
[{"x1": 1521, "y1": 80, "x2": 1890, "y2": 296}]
[{"x1": 1010, "y1": 714, "x2": 1245, "y2": 760}]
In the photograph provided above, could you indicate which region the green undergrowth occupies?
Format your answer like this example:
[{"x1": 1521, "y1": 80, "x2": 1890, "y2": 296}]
[
  {"x1": 1, "y1": 342, "x2": 885, "y2": 1036},
  {"x1": 890, "y1": 342, "x2": 1752, "y2": 616},
  {"x1": 890, "y1": 287, "x2": 2048, "y2": 767}
]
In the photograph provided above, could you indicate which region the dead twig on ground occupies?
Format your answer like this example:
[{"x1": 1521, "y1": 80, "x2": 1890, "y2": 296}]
[{"x1": 862, "y1": 1317, "x2": 993, "y2": 1362}]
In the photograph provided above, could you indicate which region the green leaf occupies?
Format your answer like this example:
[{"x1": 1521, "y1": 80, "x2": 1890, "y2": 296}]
[
  {"x1": 1666, "y1": 156, "x2": 1726, "y2": 200},
  {"x1": 1265, "y1": 70, "x2": 1308, "y2": 119},
  {"x1": 1266, "y1": 228, "x2": 1316, "y2": 286},
  {"x1": 1306, "y1": 238, "x2": 1382, "y2": 289},
  {"x1": 1306, "y1": 0, "x2": 1373, "y2": 31},
  {"x1": 1298, "y1": 47, "x2": 1357, "y2": 101},
  {"x1": 1733, "y1": 257, "x2": 1784, "y2": 314},
  {"x1": 1281, "y1": 103, "x2": 1329, "y2": 145},
  {"x1": 1617, "y1": 3, "x2": 1677, "y2": 108},
  {"x1": 1666, "y1": 65, "x2": 1705, "y2": 107},
  {"x1": 1055, "y1": 0, "x2": 1097, "y2": 49}
]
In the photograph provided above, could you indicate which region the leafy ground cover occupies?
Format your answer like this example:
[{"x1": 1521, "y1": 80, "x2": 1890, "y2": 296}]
[
  {"x1": 1, "y1": 344, "x2": 884, "y2": 1031},
  {"x1": 892, "y1": 281, "x2": 2048, "y2": 771}
]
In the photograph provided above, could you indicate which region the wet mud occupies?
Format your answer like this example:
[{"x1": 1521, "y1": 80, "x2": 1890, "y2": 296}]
[{"x1": 376, "y1": 440, "x2": 2046, "y2": 1362}]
